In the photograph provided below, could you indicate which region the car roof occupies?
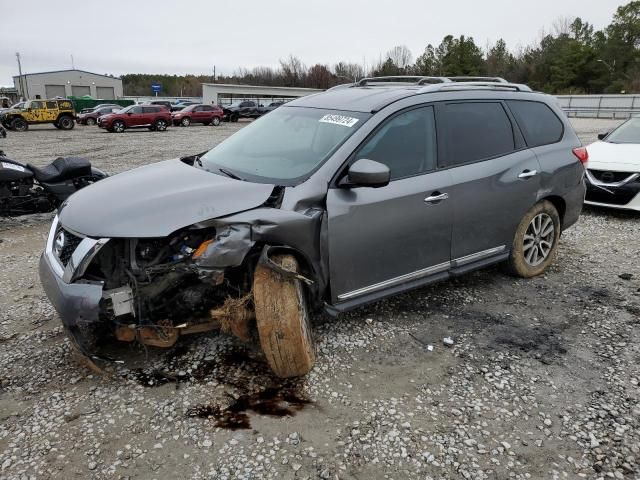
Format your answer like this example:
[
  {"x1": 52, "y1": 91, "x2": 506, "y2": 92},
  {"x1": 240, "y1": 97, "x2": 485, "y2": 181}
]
[{"x1": 287, "y1": 76, "x2": 538, "y2": 113}]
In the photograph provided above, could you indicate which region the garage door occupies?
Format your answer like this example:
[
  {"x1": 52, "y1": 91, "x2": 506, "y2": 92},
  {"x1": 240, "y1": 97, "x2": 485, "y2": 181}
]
[
  {"x1": 96, "y1": 86, "x2": 115, "y2": 100},
  {"x1": 45, "y1": 84, "x2": 66, "y2": 98},
  {"x1": 71, "y1": 85, "x2": 91, "y2": 97}
]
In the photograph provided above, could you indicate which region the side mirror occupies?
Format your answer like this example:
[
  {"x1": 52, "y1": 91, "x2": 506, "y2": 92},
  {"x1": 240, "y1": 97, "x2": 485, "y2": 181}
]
[
  {"x1": 597, "y1": 132, "x2": 609, "y2": 140},
  {"x1": 345, "y1": 159, "x2": 390, "y2": 188}
]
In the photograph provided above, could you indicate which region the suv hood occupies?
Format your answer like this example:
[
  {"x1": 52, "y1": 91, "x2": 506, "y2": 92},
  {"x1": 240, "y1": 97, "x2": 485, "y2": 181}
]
[{"x1": 59, "y1": 159, "x2": 275, "y2": 238}]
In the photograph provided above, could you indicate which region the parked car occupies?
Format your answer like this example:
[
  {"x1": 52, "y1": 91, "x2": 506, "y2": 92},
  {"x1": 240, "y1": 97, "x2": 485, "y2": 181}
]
[
  {"x1": 0, "y1": 101, "x2": 25, "y2": 115},
  {"x1": 584, "y1": 117, "x2": 640, "y2": 211},
  {"x1": 171, "y1": 101, "x2": 200, "y2": 112},
  {"x1": 77, "y1": 106, "x2": 122, "y2": 125},
  {"x1": 259, "y1": 101, "x2": 285, "y2": 115},
  {"x1": 142, "y1": 100, "x2": 173, "y2": 111},
  {"x1": 39, "y1": 76, "x2": 586, "y2": 378},
  {"x1": 222, "y1": 100, "x2": 262, "y2": 122},
  {"x1": 79, "y1": 103, "x2": 122, "y2": 115},
  {"x1": 171, "y1": 104, "x2": 224, "y2": 126},
  {"x1": 1, "y1": 99, "x2": 75, "y2": 131},
  {"x1": 98, "y1": 105, "x2": 171, "y2": 133}
]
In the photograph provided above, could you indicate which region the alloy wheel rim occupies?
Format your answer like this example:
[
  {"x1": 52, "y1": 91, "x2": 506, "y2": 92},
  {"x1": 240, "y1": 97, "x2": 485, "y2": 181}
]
[{"x1": 523, "y1": 213, "x2": 555, "y2": 267}]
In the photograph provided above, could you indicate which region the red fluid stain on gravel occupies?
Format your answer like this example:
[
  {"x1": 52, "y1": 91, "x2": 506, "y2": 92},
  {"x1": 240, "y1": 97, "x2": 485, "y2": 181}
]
[{"x1": 186, "y1": 385, "x2": 311, "y2": 430}]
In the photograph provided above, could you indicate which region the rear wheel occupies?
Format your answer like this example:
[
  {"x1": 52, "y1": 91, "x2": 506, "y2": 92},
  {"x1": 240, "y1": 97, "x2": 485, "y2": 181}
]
[
  {"x1": 155, "y1": 119, "x2": 168, "y2": 131},
  {"x1": 212, "y1": 116, "x2": 221, "y2": 126},
  {"x1": 58, "y1": 116, "x2": 75, "y2": 130},
  {"x1": 180, "y1": 117, "x2": 191, "y2": 127},
  {"x1": 11, "y1": 117, "x2": 28, "y2": 132},
  {"x1": 507, "y1": 200, "x2": 561, "y2": 278},
  {"x1": 252, "y1": 254, "x2": 316, "y2": 378},
  {"x1": 112, "y1": 120, "x2": 126, "y2": 133}
]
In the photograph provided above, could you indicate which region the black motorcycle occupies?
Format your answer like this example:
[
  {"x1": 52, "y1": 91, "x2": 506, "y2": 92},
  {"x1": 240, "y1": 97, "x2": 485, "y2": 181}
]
[{"x1": 0, "y1": 151, "x2": 107, "y2": 216}]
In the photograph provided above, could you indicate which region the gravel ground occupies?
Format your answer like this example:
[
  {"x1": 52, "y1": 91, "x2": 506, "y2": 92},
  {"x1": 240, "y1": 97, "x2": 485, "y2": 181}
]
[{"x1": 1, "y1": 118, "x2": 639, "y2": 480}]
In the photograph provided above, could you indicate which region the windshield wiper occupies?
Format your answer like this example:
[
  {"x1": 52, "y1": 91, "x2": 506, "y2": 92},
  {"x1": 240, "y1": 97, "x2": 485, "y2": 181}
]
[{"x1": 218, "y1": 168, "x2": 243, "y2": 180}]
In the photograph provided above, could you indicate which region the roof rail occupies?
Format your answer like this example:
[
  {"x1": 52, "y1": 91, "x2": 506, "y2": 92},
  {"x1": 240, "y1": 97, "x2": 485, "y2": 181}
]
[
  {"x1": 420, "y1": 81, "x2": 532, "y2": 93},
  {"x1": 446, "y1": 76, "x2": 508, "y2": 83},
  {"x1": 356, "y1": 76, "x2": 451, "y2": 86}
]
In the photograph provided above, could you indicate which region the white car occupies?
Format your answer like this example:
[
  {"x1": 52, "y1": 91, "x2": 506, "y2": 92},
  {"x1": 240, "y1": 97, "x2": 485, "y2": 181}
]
[{"x1": 585, "y1": 117, "x2": 640, "y2": 211}]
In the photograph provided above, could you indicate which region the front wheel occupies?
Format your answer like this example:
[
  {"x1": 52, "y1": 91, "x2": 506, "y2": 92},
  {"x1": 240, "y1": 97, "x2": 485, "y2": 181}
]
[
  {"x1": 155, "y1": 119, "x2": 168, "y2": 131},
  {"x1": 112, "y1": 120, "x2": 125, "y2": 133},
  {"x1": 252, "y1": 254, "x2": 316, "y2": 378},
  {"x1": 11, "y1": 118, "x2": 28, "y2": 132},
  {"x1": 58, "y1": 116, "x2": 75, "y2": 130},
  {"x1": 86, "y1": 117, "x2": 96, "y2": 126},
  {"x1": 180, "y1": 117, "x2": 191, "y2": 127},
  {"x1": 212, "y1": 116, "x2": 221, "y2": 126},
  {"x1": 507, "y1": 200, "x2": 561, "y2": 278}
]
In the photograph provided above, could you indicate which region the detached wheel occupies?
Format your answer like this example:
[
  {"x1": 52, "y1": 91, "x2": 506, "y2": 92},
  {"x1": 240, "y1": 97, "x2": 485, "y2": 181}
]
[
  {"x1": 86, "y1": 117, "x2": 96, "y2": 126},
  {"x1": 58, "y1": 116, "x2": 75, "y2": 130},
  {"x1": 508, "y1": 200, "x2": 561, "y2": 278},
  {"x1": 180, "y1": 117, "x2": 191, "y2": 127},
  {"x1": 252, "y1": 254, "x2": 316, "y2": 378},
  {"x1": 112, "y1": 120, "x2": 125, "y2": 133},
  {"x1": 155, "y1": 119, "x2": 168, "y2": 131},
  {"x1": 11, "y1": 118, "x2": 28, "y2": 132},
  {"x1": 212, "y1": 116, "x2": 221, "y2": 126}
]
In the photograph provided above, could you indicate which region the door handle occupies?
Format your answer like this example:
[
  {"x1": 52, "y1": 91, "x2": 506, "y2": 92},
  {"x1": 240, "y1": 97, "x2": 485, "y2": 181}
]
[
  {"x1": 424, "y1": 192, "x2": 449, "y2": 204},
  {"x1": 518, "y1": 169, "x2": 538, "y2": 179}
]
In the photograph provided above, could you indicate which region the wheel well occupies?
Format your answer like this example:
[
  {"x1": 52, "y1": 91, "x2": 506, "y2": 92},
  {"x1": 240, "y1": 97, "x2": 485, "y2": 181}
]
[
  {"x1": 56, "y1": 113, "x2": 73, "y2": 121},
  {"x1": 541, "y1": 195, "x2": 566, "y2": 227}
]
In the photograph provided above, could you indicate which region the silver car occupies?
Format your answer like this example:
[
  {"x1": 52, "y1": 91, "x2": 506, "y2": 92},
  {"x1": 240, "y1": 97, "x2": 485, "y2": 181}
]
[{"x1": 39, "y1": 76, "x2": 587, "y2": 377}]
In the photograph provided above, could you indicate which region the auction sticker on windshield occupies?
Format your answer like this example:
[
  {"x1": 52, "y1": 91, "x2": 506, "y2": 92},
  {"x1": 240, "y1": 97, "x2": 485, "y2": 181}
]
[{"x1": 319, "y1": 114, "x2": 359, "y2": 128}]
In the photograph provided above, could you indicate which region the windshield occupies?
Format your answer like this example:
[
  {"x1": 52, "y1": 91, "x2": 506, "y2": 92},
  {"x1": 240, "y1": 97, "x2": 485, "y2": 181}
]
[
  {"x1": 606, "y1": 117, "x2": 640, "y2": 144},
  {"x1": 200, "y1": 106, "x2": 370, "y2": 184},
  {"x1": 118, "y1": 105, "x2": 134, "y2": 113}
]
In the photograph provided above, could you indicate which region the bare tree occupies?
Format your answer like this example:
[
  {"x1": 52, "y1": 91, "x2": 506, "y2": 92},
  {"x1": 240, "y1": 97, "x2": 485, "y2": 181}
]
[
  {"x1": 279, "y1": 55, "x2": 306, "y2": 87},
  {"x1": 386, "y1": 45, "x2": 413, "y2": 69}
]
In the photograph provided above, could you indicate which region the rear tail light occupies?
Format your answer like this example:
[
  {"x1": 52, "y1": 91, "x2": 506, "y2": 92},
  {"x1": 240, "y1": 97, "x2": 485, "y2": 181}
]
[{"x1": 572, "y1": 147, "x2": 588, "y2": 165}]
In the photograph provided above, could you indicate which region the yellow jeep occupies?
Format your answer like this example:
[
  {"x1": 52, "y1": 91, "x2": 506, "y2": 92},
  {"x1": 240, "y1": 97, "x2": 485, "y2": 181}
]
[{"x1": 1, "y1": 99, "x2": 76, "y2": 131}]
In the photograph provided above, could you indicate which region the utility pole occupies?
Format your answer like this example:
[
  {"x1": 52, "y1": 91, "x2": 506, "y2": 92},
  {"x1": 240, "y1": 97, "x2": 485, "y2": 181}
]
[
  {"x1": 16, "y1": 52, "x2": 28, "y2": 100},
  {"x1": 71, "y1": 54, "x2": 75, "y2": 69},
  {"x1": 213, "y1": 65, "x2": 216, "y2": 82}
]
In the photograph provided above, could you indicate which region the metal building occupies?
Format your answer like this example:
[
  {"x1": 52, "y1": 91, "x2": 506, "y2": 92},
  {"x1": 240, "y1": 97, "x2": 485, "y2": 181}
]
[
  {"x1": 13, "y1": 69, "x2": 123, "y2": 100},
  {"x1": 202, "y1": 83, "x2": 321, "y2": 105}
]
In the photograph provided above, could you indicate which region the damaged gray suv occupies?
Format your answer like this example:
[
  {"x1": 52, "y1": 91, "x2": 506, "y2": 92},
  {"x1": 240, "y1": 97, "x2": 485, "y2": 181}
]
[{"x1": 39, "y1": 76, "x2": 587, "y2": 378}]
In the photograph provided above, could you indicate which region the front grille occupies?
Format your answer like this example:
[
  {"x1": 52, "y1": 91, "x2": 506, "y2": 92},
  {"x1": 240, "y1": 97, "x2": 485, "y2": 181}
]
[
  {"x1": 588, "y1": 169, "x2": 636, "y2": 184},
  {"x1": 57, "y1": 228, "x2": 83, "y2": 266}
]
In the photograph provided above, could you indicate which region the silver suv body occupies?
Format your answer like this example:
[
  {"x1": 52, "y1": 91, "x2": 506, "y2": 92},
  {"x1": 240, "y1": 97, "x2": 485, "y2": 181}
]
[{"x1": 39, "y1": 77, "x2": 586, "y2": 377}]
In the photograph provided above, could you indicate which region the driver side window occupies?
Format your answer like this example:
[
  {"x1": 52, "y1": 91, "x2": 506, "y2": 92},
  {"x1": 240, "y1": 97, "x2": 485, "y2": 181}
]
[{"x1": 355, "y1": 106, "x2": 437, "y2": 180}]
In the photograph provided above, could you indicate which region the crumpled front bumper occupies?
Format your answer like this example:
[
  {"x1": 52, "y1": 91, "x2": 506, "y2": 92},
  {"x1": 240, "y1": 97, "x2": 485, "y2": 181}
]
[{"x1": 39, "y1": 216, "x2": 109, "y2": 352}]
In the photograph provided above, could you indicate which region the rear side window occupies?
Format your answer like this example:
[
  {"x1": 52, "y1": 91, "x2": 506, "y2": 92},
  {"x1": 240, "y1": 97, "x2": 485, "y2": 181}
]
[
  {"x1": 507, "y1": 100, "x2": 563, "y2": 147},
  {"x1": 46, "y1": 101, "x2": 57, "y2": 109},
  {"x1": 439, "y1": 102, "x2": 515, "y2": 167},
  {"x1": 142, "y1": 107, "x2": 159, "y2": 113},
  {"x1": 355, "y1": 106, "x2": 437, "y2": 180}
]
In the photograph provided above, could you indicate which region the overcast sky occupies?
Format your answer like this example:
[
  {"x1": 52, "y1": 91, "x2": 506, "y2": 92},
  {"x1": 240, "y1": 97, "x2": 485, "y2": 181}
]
[{"x1": 0, "y1": 0, "x2": 627, "y2": 86}]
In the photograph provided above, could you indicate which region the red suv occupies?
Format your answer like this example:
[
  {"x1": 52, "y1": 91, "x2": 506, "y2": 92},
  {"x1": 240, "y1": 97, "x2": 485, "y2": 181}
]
[
  {"x1": 98, "y1": 105, "x2": 171, "y2": 133},
  {"x1": 171, "y1": 104, "x2": 224, "y2": 127}
]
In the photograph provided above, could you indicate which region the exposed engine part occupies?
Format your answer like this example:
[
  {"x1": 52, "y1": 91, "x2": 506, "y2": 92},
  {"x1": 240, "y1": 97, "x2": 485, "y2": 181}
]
[
  {"x1": 137, "y1": 320, "x2": 179, "y2": 348},
  {"x1": 103, "y1": 286, "x2": 135, "y2": 317}
]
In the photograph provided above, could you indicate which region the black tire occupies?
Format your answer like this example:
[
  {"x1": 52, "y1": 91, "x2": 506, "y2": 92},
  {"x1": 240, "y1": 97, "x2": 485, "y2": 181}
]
[
  {"x1": 11, "y1": 117, "x2": 28, "y2": 132},
  {"x1": 85, "y1": 117, "x2": 96, "y2": 126},
  {"x1": 212, "y1": 116, "x2": 221, "y2": 126},
  {"x1": 230, "y1": 113, "x2": 239, "y2": 123},
  {"x1": 180, "y1": 117, "x2": 191, "y2": 127},
  {"x1": 58, "y1": 116, "x2": 75, "y2": 130},
  {"x1": 507, "y1": 200, "x2": 561, "y2": 278},
  {"x1": 154, "y1": 119, "x2": 168, "y2": 131},
  {"x1": 112, "y1": 120, "x2": 126, "y2": 133},
  {"x1": 252, "y1": 254, "x2": 316, "y2": 378}
]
